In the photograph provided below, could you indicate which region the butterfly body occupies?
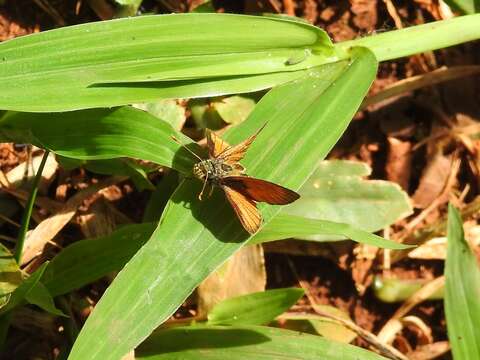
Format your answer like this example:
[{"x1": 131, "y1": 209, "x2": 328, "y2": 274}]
[
  {"x1": 180, "y1": 125, "x2": 300, "y2": 234},
  {"x1": 193, "y1": 158, "x2": 244, "y2": 185}
]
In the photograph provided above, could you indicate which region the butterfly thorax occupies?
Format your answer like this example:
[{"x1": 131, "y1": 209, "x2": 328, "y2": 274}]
[{"x1": 193, "y1": 158, "x2": 244, "y2": 185}]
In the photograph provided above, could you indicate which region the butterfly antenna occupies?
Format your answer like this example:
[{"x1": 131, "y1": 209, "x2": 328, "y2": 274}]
[{"x1": 171, "y1": 135, "x2": 203, "y2": 161}]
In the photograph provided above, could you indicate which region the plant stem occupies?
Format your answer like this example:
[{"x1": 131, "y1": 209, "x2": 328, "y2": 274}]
[
  {"x1": 14, "y1": 150, "x2": 50, "y2": 264},
  {"x1": 336, "y1": 14, "x2": 480, "y2": 62}
]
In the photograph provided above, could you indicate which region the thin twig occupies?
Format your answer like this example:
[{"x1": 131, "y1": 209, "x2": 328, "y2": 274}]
[{"x1": 382, "y1": 0, "x2": 403, "y2": 29}]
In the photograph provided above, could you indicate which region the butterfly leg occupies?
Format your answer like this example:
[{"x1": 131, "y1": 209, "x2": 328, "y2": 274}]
[
  {"x1": 198, "y1": 175, "x2": 209, "y2": 200},
  {"x1": 207, "y1": 183, "x2": 214, "y2": 198}
]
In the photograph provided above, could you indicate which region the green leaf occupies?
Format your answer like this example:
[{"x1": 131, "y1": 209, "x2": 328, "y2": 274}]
[
  {"x1": 445, "y1": 204, "x2": 480, "y2": 359},
  {"x1": 283, "y1": 160, "x2": 412, "y2": 241},
  {"x1": 0, "y1": 263, "x2": 48, "y2": 314},
  {"x1": 443, "y1": 0, "x2": 480, "y2": 14},
  {"x1": 0, "y1": 244, "x2": 22, "y2": 304},
  {"x1": 213, "y1": 95, "x2": 257, "y2": 125},
  {"x1": 0, "y1": 14, "x2": 334, "y2": 112},
  {"x1": 25, "y1": 282, "x2": 66, "y2": 317},
  {"x1": 251, "y1": 214, "x2": 413, "y2": 249},
  {"x1": 136, "y1": 325, "x2": 387, "y2": 360},
  {"x1": 135, "y1": 100, "x2": 186, "y2": 131},
  {"x1": 68, "y1": 48, "x2": 378, "y2": 360},
  {"x1": 42, "y1": 223, "x2": 155, "y2": 297},
  {"x1": 0, "y1": 107, "x2": 197, "y2": 175},
  {"x1": 208, "y1": 288, "x2": 304, "y2": 326},
  {"x1": 55, "y1": 155, "x2": 86, "y2": 170}
]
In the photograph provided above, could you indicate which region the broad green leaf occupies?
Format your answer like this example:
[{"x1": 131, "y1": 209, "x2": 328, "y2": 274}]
[
  {"x1": 0, "y1": 263, "x2": 48, "y2": 315},
  {"x1": 42, "y1": 223, "x2": 155, "y2": 297},
  {"x1": 0, "y1": 244, "x2": 22, "y2": 303},
  {"x1": 251, "y1": 214, "x2": 412, "y2": 249},
  {"x1": 135, "y1": 100, "x2": 186, "y2": 131},
  {"x1": 208, "y1": 288, "x2": 304, "y2": 325},
  {"x1": 25, "y1": 282, "x2": 66, "y2": 317},
  {"x1": 136, "y1": 325, "x2": 387, "y2": 360},
  {"x1": 0, "y1": 14, "x2": 334, "y2": 112},
  {"x1": 68, "y1": 48, "x2": 378, "y2": 360},
  {"x1": 213, "y1": 95, "x2": 257, "y2": 125},
  {"x1": 445, "y1": 204, "x2": 480, "y2": 359},
  {"x1": 443, "y1": 0, "x2": 479, "y2": 14},
  {"x1": 0, "y1": 107, "x2": 197, "y2": 175},
  {"x1": 284, "y1": 160, "x2": 412, "y2": 241},
  {"x1": 55, "y1": 155, "x2": 85, "y2": 170}
]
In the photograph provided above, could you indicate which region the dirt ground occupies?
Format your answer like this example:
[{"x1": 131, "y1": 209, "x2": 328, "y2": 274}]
[{"x1": 0, "y1": 0, "x2": 479, "y2": 359}]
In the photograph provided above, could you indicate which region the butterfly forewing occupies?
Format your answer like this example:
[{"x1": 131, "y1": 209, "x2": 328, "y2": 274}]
[
  {"x1": 222, "y1": 176, "x2": 300, "y2": 205},
  {"x1": 216, "y1": 123, "x2": 267, "y2": 164},
  {"x1": 206, "y1": 129, "x2": 229, "y2": 158},
  {"x1": 222, "y1": 185, "x2": 262, "y2": 234}
]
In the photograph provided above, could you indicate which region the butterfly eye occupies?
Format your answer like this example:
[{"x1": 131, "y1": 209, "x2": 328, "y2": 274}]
[{"x1": 221, "y1": 164, "x2": 232, "y2": 172}]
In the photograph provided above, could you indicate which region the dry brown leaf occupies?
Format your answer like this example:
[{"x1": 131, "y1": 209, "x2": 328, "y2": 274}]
[
  {"x1": 197, "y1": 244, "x2": 266, "y2": 316},
  {"x1": 6, "y1": 152, "x2": 57, "y2": 192},
  {"x1": 77, "y1": 197, "x2": 117, "y2": 239},
  {"x1": 21, "y1": 176, "x2": 127, "y2": 265},
  {"x1": 407, "y1": 341, "x2": 450, "y2": 360},
  {"x1": 402, "y1": 315, "x2": 433, "y2": 344},
  {"x1": 412, "y1": 153, "x2": 452, "y2": 208},
  {"x1": 386, "y1": 137, "x2": 412, "y2": 191},
  {"x1": 409, "y1": 222, "x2": 480, "y2": 260}
]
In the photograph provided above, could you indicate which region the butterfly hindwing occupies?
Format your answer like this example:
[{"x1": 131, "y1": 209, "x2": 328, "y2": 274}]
[
  {"x1": 222, "y1": 185, "x2": 262, "y2": 234},
  {"x1": 222, "y1": 176, "x2": 300, "y2": 205}
]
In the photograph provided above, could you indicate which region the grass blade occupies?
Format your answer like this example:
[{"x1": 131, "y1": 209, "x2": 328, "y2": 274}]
[
  {"x1": 207, "y1": 288, "x2": 304, "y2": 325},
  {"x1": 0, "y1": 107, "x2": 196, "y2": 175},
  {"x1": 445, "y1": 204, "x2": 480, "y2": 359},
  {"x1": 136, "y1": 325, "x2": 387, "y2": 360},
  {"x1": 251, "y1": 214, "x2": 413, "y2": 249},
  {"x1": 42, "y1": 223, "x2": 155, "y2": 297}
]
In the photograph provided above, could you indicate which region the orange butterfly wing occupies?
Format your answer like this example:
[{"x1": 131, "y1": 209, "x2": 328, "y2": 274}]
[
  {"x1": 222, "y1": 176, "x2": 300, "y2": 205},
  {"x1": 222, "y1": 185, "x2": 262, "y2": 234},
  {"x1": 217, "y1": 123, "x2": 267, "y2": 164},
  {"x1": 206, "y1": 129, "x2": 229, "y2": 158}
]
